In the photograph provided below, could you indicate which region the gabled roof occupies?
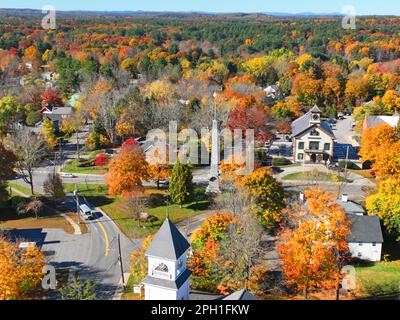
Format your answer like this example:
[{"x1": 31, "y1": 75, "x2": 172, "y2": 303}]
[
  {"x1": 222, "y1": 289, "x2": 257, "y2": 300},
  {"x1": 145, "y1": 219, "x2": 191, "y2": 260},
  {"x1": 347, "y1": 215, "x2": 383, "y2": 243},
  {"x1": 310, "y1": 105, "x2": 322, "y2": 113},
  {"x1": 336, "y1": 200, "x2": 365, "y2": 215},
  {"x1": 364, "y1": 115, "x2": 399, "y2": 129},
  {"x1": 291, "y1": 114, "x2": 335, "y2": 138}
]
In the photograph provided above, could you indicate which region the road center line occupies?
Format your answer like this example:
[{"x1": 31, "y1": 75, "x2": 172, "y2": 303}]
[{"x1": 97, "y1": 221, "x2": 109, "y2": 257}]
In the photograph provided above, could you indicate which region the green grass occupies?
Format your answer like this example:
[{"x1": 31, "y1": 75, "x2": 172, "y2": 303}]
[
  {"x1": 282, "y1": 171, "x2": 348, "y2": 182},
  {"x1": 355, "y1": 261, "x2": 400, "y2": 297},
  {"x1": 121, "y1": 275, "x2": 143, "y2": 300},
  {"x1": 63, "y1": 184, "x2": 209, "y2": 238},
  {"x1": 8, "y1": 182, "x2": 33, "y2": 196},
  {"x1": 63, "y1": 159, "x2": 108, "y2": 174}
]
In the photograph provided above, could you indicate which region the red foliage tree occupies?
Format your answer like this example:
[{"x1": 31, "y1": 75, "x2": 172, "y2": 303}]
[
  {"x1": 41, "y1": 88, "x2": 64, "y2": 109},
  {"x1": 94, "y1": 153, "x2": 108, "y2": 167}
]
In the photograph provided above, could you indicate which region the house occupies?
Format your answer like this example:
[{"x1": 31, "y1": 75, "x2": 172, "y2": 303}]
[
  {"x1": 41, "y1": 104, "x2": 72, "y2": 131},
  {"x1": 142, "y1": 218, "x2": 258, "y2": 300},
  {"x1": 362, "y1": 114, "x2": 399, "y2": 132},
  {"x1": 291, "y1": 105, "x2": 336, "y2": 164},
  {"x1": 346, "y1": 215, "x2": 383, "y2": 262},
  {"x1": 336, "y1": 195, "x2": 383, "y2": 262}
]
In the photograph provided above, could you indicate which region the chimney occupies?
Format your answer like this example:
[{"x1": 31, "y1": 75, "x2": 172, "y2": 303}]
[
  {"x1": 341, "y1": 194, "x2": 348, "y2": 202},
  {"x1": 299, "y1": 192, "x2": 305, "y2": 202}
]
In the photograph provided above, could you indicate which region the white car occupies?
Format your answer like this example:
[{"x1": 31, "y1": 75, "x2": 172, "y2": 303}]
[{"x1": 60, "y1": 173, "x2": 76, "y2": 178}]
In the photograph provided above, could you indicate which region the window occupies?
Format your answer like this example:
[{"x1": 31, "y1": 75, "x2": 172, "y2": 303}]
[
  {"x1": 358, "y1": 253, "x2": 362, "y2": 257},
  {"x1": 298, "y1": 153, "x2": 304, "y2": 160},
  {"x1": 178, "y1": 259, "x2": 183, "y2": 269},
  {"x1": 358, "y1": 243, "x2": 363, "y2": 246},
  {"x1": 155, "y1": 263, "x2": 169, "y2": 273},
  {"x1": 324, "y1": 143, "x2": 330, "y2": 151},
  {"x1": 298, "y1": 142, "x2": 304, "y2": 150},
  {"x1": 310, "y1": 129, "x2": 320, "y2": 136},
  {"x1": 309, "y1": 142, "x2": 319, "y2": 150},
  {"x1": 372, "y1": 243, "x2": 376, "y2": 247}
]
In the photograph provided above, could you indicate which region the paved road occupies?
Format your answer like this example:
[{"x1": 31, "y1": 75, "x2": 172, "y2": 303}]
[{"x1": 62, "y1": 195, "x2": 139, "y2": 299}]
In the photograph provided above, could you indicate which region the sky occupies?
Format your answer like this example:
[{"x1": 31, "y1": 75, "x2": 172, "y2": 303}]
[{"x1": 0, "y1": 0, "x2": 399, "y2": 15}]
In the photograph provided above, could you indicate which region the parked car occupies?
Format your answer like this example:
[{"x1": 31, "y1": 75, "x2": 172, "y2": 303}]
[
  {"x1": 60, "y1": 172, "x2": 76, "y2": 178},
  {"x1": 79, "y1": 204, "x2": 94, "y2": 220}
]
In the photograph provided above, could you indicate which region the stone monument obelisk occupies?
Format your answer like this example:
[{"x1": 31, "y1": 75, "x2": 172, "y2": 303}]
[{"x1": 206, "y1": 112, "x2": 221, "y2": 194}]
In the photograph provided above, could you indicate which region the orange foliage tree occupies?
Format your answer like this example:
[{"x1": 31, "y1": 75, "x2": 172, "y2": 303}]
[
  {"x1": 359, "y1": 124, "x2": 398, "y2": 163},
  {"x1": 106, "y1": 143, "x2": 149, "y2": 196},
  {"x1": 278, "y1": 189, "x2": 351, "y2": 300},
  {"x1": 0, "y1": 239, "x2": 45, "y2": 300}
]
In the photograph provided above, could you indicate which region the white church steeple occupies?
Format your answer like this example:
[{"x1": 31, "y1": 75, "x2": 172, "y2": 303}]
[{"x1": 142, "y1": 219, "x2": 191, "y2": 300}]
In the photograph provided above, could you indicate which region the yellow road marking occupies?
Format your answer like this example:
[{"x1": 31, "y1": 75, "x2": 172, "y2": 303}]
[{"x1": 97, "y1": 221, "x2": 109, "y2": 257}]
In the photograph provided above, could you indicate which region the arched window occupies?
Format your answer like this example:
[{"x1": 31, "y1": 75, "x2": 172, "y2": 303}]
[
  {"x1": 155, "y1": 263, "x2": 169, "y2": 273},
  {"x1": 310, "y1": 129, "x2": 320, "y2": 136}
]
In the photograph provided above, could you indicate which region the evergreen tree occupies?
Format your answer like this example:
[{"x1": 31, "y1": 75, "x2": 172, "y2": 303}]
[
  {"x1": 169, "y1": 161, "x2": 193, "y2": 207},
  {"x1": 59, "y1": 275, "x2": 97, "y2": 300}
]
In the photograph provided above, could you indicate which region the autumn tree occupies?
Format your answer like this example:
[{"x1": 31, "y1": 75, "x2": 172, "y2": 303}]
[
  {"x1": 40, "y1": 118, "x2": 57, "y2": 149},
  {"x1": 130, "y1": 235, "x2": 155, "y2": 286},
  {"x1": 41, "y1": 87, "x2": 64, "y2": 109},
  {"x1": 359, "y1": 124, "x2": 398, "y2": 163},
  {"x1": 241, "y1": 168, "x2": 285, "y2": 227},
  {"x1": 106, "y1": 143, "x2": 149, "y2": 196},
  {"x1": 0, "y1": 238, "x2": 45, "y2": 300},
  {"x1": 168, "y1": 160, "x2": 193, "y2": 207},
  {"x1": 278, "y1": 189, "x2": 351, "y2": 300},
  {"x1": 366, "y1": 177, "x2": 400, "y2": 241}
]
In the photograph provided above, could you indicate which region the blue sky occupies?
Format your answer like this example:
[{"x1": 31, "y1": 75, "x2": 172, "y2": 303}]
[{"x1": 1, "y1": 0, "x2": 399, "y2": 15}]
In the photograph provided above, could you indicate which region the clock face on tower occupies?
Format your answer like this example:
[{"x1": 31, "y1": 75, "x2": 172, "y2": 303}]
[{"x1": 312, "y1": 114, "x2": 320, "y2": 121}]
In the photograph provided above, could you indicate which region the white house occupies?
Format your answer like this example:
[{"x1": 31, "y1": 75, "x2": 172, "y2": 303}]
[
  {"x1": 336, "y1": 195, "x2": 383, "y2": 262},
  {"x1": 291, "y1": 106, "x2": 336, "y2": 164},
  {"x1": 142, "y1": 218, "x2": 191, "y2": 300}
]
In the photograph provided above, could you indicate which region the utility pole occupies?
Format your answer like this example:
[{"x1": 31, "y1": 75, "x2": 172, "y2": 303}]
[
  {"x1": 344, "y1": 146, "x2": 350, "y2": 179},
  {"x1": 118, "y1": 234, "x2": 125, "y2": 287},
  {"x1": 74, "y1": 185, "x2": 80, "y2": 225}
]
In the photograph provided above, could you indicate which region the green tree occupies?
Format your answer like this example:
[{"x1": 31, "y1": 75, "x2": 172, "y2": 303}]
[
  {"x1": 169, "y1": 161, "x2": 193, "y2": 207},
  {"x1": 0, "y1": 96, "x2": 21, "y2": 133},
  {"x1": 59, "y1": 275, "x2": 97, "y2": 300}
]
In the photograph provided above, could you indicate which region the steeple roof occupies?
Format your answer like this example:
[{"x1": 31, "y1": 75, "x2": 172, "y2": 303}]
[
  {"x1": 145, "y1": 219, "x2": 191, "y2": 260},
  {"x1": 310, "y1": 105, "x2": 322, "y2": 113}
]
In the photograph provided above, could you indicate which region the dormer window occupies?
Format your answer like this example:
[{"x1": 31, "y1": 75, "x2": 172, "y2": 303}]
[
  {"x1": 178, "y1": 259, "x2": 183, "y2": 270},
  {"x1": 155, "y1": 263, "x2": 169, "y2": 273}
]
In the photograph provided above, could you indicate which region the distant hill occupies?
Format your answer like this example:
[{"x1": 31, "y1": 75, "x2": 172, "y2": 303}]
[{"x1": 0, "y1": 8, "x2": 394, "y2": 19}]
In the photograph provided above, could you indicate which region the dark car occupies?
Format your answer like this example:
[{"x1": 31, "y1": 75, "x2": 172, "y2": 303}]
[{"x1": 269, "y1": 167, "x2": 283, "y2": 175}]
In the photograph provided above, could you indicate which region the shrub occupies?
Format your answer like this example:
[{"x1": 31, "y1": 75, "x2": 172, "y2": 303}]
[
  {"x1": 271, "y1": 157, "x2": 292, "y2": 166},
  {"x1": 94, "y1": 153, "x2": 108, "y2": 166},
  {"x1": 26, "y1": 111, "x2": 42, "y2": 126}
]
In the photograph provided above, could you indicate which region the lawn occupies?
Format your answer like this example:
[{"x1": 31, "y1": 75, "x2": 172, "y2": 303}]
[
  {"x1": 282, "y1": 171, "x2": 348, "y2": 182},
  {"x1": 349, "y1": 169, "x2": 376, "y2": 184},
  {"x1": 8, "y1": 182, "x2": 33, "y2": 196},
  {"x1": 355, "y1": 261, "x2": 400, "y2": 297},
  {"x1": 121, "y1": 275, "x2": 143, "y2": 300},
  {"x1": 63, "y1": 184, "x2": 210, "y2": 238},
  {"x1": 63, "y1": 159, "x2": 108, "y2": 174},
  {"x1": 0, "y1": 200, "x2": 75, "y2": 234}
]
